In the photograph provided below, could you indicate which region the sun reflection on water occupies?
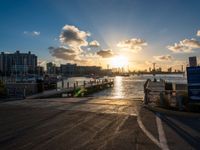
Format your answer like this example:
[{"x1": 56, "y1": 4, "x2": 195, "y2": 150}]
[{"x1": 113, "y1": 76, "x2": 123, "y2": 98}]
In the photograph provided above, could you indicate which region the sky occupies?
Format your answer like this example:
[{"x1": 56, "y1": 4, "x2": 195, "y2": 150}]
[{"x1": 0, "y1": 0, "x2": 200, "y2": 71}]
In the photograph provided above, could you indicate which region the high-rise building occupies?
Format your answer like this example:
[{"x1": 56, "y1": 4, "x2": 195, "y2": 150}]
[
  {"x1": 168, "y1": 67, "x2": 172, "y2": 72},
  {"x1": 46, "y1": 62, "x2": 56, "y2": 74},
  {"x1": 189, "y1": 56, "x2": 197, "y2": 67},
  {"x1": 0, "y1": 51, "x2": 37, "y2": 76}
]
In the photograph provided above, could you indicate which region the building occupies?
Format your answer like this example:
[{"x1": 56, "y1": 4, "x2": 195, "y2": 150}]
[
  {"x1": 168, "y1": 67, "x2": 172, "y2": 72},
  {"x1": 76, "y1": 66, "x2": 101, "y2": 75},
  {"x1": 60, "y1": 63, "x2": 77, "y2": 76},
  {"x1": 36, "y1": 66, "x2": 44, "y2": 75},
  {"x1": 189, "y1": 56, "x2": 197, "y2": 67},
  {"x1": 0, "y1": 51, "x2": 37, "y2": 76},
  {"x1": 60, "y1": 63, "x2": 102, "y2": 76},
  {"x1": 46, "y1": 62, "x2": 55, "y2": 74}
]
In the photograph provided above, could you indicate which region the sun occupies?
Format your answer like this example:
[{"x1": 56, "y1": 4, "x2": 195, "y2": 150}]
[{"x1": 110, "y1": 55, "x2": 128, "y2": 68}]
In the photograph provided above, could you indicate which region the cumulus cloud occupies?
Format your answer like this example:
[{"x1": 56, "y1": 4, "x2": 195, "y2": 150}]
[
  {"x1": 49, "y1": 46, "x2": 76, "y2": 61},
  {"x1": 181, "y1": 38, "x2": 200, "y2": 48},
  {"x1": 59, "y1": 25, "x2": 90, "y2": 47},
  {"x1": 96, "y1": 49, "x2": 114, "y2": 58},
  {"x1": 167, "y1": 38, "x2": 200, "y2": 53},
  {"x1": 154, "y1": 55, "x2": 172, "y2": 61},
  {"x1": 89, "y1": 40, "x2": 100, "y2": 47},
  {"x1": 117, "y1": 38, "x2": 147, "y2": 52},
  {"x1": 24, "y1": 31, "x2": 40, "y2": 36},
  {"x1": 197, "y1": 30, "x2": 200, "y2": 36}
]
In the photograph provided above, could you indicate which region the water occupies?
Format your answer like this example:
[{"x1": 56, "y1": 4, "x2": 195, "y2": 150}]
[
  {"x1": 91, "y1": 74, "x2": 187, "y2": 99},
  {"x1": 58, "y1": 74, "x2": 187, "y2": 99}
]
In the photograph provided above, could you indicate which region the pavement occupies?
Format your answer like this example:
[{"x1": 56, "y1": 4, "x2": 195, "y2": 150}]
[
  {"x1": 139, "y1": 104, "x2": 200, "y2": 150},
  {"x1": 0, "y1": 97, "x2": 199, "y2": 150}
]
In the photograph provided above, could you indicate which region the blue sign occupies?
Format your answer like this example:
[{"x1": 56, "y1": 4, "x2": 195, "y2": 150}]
[{"x1": 187, "y1": 66, "x2": 200, "y2": 102}]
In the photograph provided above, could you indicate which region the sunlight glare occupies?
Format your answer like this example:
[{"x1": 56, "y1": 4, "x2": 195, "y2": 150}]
[{"x1": 110, "y1": 55, "x2": 128, "y2": 68}]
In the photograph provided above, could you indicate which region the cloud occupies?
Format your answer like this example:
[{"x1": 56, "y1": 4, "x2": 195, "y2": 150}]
[
  {"x1": 89, "y1": 40, "x2": 100, "y2": 47},
  {"x1": 49, "y1": 46, "x2": 77, "y2": 61},
  {"x1": 167, "y1": 38, "x2": 200, "y2": 53},
  {"x1": 145, "y1": 60, "x2": 153, "y2": 65},
  {"x1": 154, "y1": 55, "x2": 172, "y2": 61},
  {"x1": 49, "y1": 46, "x2": 76, "y2": 54},
  {"x1": 181, "y1": 38, "x2": 200, "y2": 48},
  {"x1": 117, "y1": 38, "x2": 147, "y2": 52},
  {"x1": 197, "y1": 30, "x2": 200, "y2": 36},
  {"x1": 59, "y1": 25, "x2": 90, "y2": 47},
  {"x1": 24, "y1": 31, "x2": 40, "y2": 36},
  {"x1": 96, "y1": 49, "x2": 114, "y2": 58}
]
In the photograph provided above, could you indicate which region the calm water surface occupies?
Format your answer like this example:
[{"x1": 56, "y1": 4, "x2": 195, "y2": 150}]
[
  {"x1": 91, "y1": 74, "x2": 187, "y2": 99},
  {"x1": 58, "y1": 74, "x2": 186, "y2": 99}
]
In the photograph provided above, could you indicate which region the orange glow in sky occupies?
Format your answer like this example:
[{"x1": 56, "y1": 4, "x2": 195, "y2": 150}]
[{"x1": 110, "y1": 55, "x2": 128, "y2": 68}]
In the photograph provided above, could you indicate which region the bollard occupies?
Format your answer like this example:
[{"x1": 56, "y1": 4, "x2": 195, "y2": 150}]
[
  {"x1": 83, "y1": 81, "x2": 86, "y2": 87},
  {"x1": 74, "y1": 83, "x2": 76, "y2": 89},
  {"x1": 76, "y1": 81, "x2": 78, "y2": 87}
]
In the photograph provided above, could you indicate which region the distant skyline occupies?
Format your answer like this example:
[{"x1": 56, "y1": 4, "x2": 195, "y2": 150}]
[{"x1": 1, "y1": 0, "x2": 200, "y2": 70}]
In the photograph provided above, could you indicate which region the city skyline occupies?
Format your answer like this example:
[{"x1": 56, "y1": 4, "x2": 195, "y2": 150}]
[{"x1": 1, "y1": 0, "x2": 200, "y2": 70}]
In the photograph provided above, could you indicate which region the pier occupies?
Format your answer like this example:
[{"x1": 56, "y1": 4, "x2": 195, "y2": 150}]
[{"x1": 27, "y1": 79, "x2": 114, "y2": 99}]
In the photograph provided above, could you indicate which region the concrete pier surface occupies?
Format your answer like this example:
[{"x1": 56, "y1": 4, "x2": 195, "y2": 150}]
[
  {"x1": 0, "y1": 97, "x2": 199, "y2": 150},
  {"x1": 0, "y1": 97, "x2": 159, "y2": 150}
]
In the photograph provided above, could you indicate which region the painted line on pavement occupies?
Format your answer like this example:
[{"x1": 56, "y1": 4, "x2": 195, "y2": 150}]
[
  {"x1": 135, "y1": 107, "x2": 162, "y2": 149},
  {"x1": 156, "y1": 114, "x2": 170, "y2": 150}
]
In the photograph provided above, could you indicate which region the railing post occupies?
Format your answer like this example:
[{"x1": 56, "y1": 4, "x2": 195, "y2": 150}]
[{"x1": 74, "y1": 83, "x2": 76, "y2": 90}]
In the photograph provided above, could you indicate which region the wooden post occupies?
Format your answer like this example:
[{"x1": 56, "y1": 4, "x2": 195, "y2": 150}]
[{"x1": 74, "y1": 83, "x2": 76, "y2": 89}]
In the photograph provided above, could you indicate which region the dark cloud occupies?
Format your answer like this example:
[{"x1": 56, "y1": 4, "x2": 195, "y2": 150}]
[
  {"x1": 97, "y1": 49, "x2": 114, "y2": 58},
  {"x1": 154, "y1": 55, "x2": 172, "y2": 61},
  {"x1": 49, "y1": 46, "x2": 76, "y2": 61},
  {"x1": 59, "y1": 25, "x2": 90, "y2": 47}
]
